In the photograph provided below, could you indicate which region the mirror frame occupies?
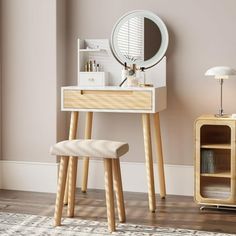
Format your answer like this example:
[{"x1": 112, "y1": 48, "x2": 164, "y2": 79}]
[{"x1": 110, "y1": 10, "x2": 169, "y2": 69}]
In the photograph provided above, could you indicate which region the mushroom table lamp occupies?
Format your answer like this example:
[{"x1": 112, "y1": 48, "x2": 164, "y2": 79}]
[{"x1": 205, "y1": 66, "x2": 236, "y2": 117}]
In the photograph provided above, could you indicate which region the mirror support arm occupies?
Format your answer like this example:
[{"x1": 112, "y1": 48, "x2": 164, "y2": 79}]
[{"x1": 119, "y1": 77, "x2": 127, "y2": 87}]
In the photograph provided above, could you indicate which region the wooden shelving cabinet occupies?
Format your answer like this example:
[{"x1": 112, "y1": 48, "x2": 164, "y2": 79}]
[{"x1": 195, "y1": 115, "x2": 236, "y2": 206}]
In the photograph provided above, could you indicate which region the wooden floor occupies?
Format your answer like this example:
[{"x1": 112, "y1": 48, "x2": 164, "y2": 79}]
[{"x1": 0, "y1": 189, "x2": 236, "y2": 234}]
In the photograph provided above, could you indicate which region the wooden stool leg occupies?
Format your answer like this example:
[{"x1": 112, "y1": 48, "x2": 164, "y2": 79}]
[
  {"x1": 153, "y1": 113, "x2": 166, "y2": 199},
  {"x1": 112, "y1": 158, "x2": 126, "y2": 223},
  {"x1": 64, "y1": 173, "x2": 69, "y2": 205},
  {"x1": 81, "y1": 112, "x2": 93, "y2": 193},
  {"x1": 142, "y1": 113, "x2": 156, "y2": 212},
  {"x1": 67, "y1": 157, "x2": 78, "y2": 217},
  {"x1": 64, "y1": 111, "x2": 79, "y2": 205},
  {"x1": 104, "y1": 158, "x2": 115, "y2": 232},
  {"x1": 54, "y1": 156, "x2": 69, "y2": 226}
]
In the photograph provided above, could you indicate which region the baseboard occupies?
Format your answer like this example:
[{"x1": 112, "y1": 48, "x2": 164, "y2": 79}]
[
  {"x1": 0, "y1": 160, "x2": 194, "y2": 196},
  {"x1": 76, "y1": 160, "x2": 194, "y2": 196},
  {"x1": 0, "y1": 161, "x2": 59, "y2": 193}
]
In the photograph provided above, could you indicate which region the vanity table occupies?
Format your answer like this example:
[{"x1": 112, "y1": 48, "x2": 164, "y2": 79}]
[
  {"x1": 62, "y1": 10, "x2": 169, "y2": 213},
  {"x1": 62, "y1": 86, "x2": 167, "y2": 212}
]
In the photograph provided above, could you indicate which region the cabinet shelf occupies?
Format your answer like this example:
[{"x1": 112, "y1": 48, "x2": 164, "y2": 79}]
[
  {"x1": 201, "y1": 144, "x2": 231, "y2": 149},
  {"x1": 201, "y1": 180, "x2": 231, "y2": 199},
  {"x1": 200, "y1": 171, "x2": 231, "y2": 178}
]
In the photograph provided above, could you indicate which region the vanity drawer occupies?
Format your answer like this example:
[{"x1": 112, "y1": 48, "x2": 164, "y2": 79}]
[
  {"x1": 79, "y1": 72, "x2": 108, "y2": 87},
  {"x1": 63, "y1": 89, "x2": 152, "y2": 111}
]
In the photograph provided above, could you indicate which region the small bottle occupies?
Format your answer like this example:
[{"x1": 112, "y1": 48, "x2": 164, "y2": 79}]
[
  {"x1": 89, "y1": 60, "x2": 93, "y2": 72},
  {"x1": 84, "y1": 63, "x2": 88, "y2": 72},
  {"x1": 92, "y1": 60, "x2": 97, "y2": 72},
  {"x1": 87, "y1": 61, "x2": 91, "y2": 72},
  {"x1": 135, "y1": 69, "x2": 141, "y2": 83},
  {"x1": 140, "y1": 67, "x2": 146, "y2": 85},
  {"x1": 99, "y1": 64, "x2": 103, "y2": 71},
  {"x1": 96, "y1": 64, "x2": 100, "y2": 72},
  {"x1": 127, "y1": 76, "x2": 138, "y2": 87}
]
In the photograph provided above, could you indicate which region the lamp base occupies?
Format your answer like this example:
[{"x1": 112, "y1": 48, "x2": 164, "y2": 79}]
[{"x1": 214, "y1": 113, "x2": 230, "y2": 118}]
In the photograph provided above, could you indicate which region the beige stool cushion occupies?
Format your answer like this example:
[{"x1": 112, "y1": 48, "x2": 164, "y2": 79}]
[{"x1": 50, "y1": 139, "x2": 129, "y2": 159}]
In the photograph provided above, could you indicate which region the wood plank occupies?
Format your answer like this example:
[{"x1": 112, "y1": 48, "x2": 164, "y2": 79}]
[{"x1": 1, "y1": 190, "x2": 236, "y2": 234}]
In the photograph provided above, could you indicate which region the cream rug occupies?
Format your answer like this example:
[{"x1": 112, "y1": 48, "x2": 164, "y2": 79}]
[{"x1": 0, "y1": 212, "x2": 235, "y2": 236}]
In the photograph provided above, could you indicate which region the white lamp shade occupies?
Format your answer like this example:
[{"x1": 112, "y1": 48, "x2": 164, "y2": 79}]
[{"x1": 205, "y1": 66, "x2": 236, "y2": 79}]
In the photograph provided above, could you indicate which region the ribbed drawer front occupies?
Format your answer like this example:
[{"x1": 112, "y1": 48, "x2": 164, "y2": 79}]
[{"x1": 63, "y1": 89, "x2": 152, "y2": 110}]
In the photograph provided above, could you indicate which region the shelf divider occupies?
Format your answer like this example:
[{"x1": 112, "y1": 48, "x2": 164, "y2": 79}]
[
  {"x1": 201, "y1": 171, "x2": 231, "y2": 178},
  {"x1": 201, "y1": 144, "x2": 231, "y2": 149}
]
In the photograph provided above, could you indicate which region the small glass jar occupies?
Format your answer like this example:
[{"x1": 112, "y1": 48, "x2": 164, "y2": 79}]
[{"x1": 127, "y1": 76, "x2": 138, "y2": 87}]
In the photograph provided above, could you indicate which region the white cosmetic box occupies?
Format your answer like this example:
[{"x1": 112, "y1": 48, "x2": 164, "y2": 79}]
[{"x1": 78, "y1": 72, "x2": 108, "y2": 87}]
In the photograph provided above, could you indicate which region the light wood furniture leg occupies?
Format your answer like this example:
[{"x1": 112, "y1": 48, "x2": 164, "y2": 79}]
[
  {"x1": 153, "y1": 112, "x2": 166, "y2": 199},
  {"x1": 112, "y1": 158, "x2": 126, "y2": 223},
  {"x1": 64, "y1": 111, "x2": 79, "y2": 205},
  {"x1": 81, "y1": 112, "x2": 93, "y2": 193},
  {"x1": 54, "y1": 156, "x2": 69, "y2": 226},
  {"x1": 67, "y1": 157, "x2": 78, "y2": 217},
  {"x1": 142, "y1": 113, "x2": 156, "y2": 212},
  {"x1": 104, "y1": 158, "x2": 115, "y2": 232}
]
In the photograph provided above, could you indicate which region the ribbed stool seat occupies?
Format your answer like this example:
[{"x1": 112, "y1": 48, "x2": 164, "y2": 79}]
[
  {"x1": 50, "y1": 139, "x2": 129, "y2": 158},
  {"x1": 50, "y1": 139, "x2": 129, "y2": 232}
]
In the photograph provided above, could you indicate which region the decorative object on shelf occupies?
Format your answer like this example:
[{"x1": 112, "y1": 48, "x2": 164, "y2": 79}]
[
  {"x1": 205, "y1": 66, "x2": 236, "y2": 117},
  {"x1": 110, "y1": 10, "x2": 169, "y2": 86},
  {"x1": 201, "y1": 150, "x2": 215, "y2": 174}
]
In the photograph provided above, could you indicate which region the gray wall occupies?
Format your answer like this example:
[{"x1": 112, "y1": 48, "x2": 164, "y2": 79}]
[
  {"x1": 0, "y1": 0, "x2": 66, "y2": 163},
  {"x1": 56, "y1": 0, "x2": 67, "y2": 144},
  {"x1": 1, "y1": 0, "x2": 236, "y2": 166},
  {"x1": 0, "y1": 0, "x2": 2, "y2": 160},
  {"x1": 66, "y1": 0, "x2": 236, "y2": 165}
]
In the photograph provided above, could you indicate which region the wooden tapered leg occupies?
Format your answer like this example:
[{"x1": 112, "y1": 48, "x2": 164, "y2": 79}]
[
  {"x1": 104, "y1": 158, "x2": 116, "y2": 232},
  {"x1": 64, "y1": 111, "x2": 79, "y2": 205},
  {"x1": 81, "y1": 112, "x2": 93, "y2": 193},
  {"x1": 54, "y1": 156, "x2": 69, "y2": 226},
  {"x1": 153, "y1": 113, "x2": 166, "y2": 199},
  {"x1": 112, "y1": 158, "x2": 126, "y2": 223},
  {"x1": 142, "y1": 113, "x2": 156, "y2": 212},
  {"x1": 67, "y1": 157, "x2": 78, "y2": 217}
]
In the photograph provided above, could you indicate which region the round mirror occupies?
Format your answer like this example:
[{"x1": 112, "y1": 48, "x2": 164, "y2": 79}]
[{"x1": 110, "y1": 10, "x2": 169, "y2": 69}]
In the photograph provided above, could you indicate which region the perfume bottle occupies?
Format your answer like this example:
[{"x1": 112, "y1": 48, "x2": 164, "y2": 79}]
[
  {"x1": 92, "y1": 60, "x2": 96, "y2": 72},
  {"x1": 140, "y1": 67, "x2": 146, "y2": 85}
]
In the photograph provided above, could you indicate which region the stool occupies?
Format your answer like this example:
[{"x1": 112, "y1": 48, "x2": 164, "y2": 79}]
[{"x1": 50, "y1": 139, "x2": 129, "y2": 232}]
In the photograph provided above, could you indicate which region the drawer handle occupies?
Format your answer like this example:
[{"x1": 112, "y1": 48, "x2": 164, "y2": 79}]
[
  {"x1": 88, "y1": 78, "x2": 95, "y2": 82},
  {"x1": 80, "y1": 90, "x2": 134, "y2": 95}
]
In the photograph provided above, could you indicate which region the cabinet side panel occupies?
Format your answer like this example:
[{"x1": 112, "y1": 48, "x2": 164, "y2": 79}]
[{"x1": 194, "y1": 120, "x2": 202, "y2": 203}]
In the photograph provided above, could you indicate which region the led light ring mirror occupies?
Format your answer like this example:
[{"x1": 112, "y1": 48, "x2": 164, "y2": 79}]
[{"x1": 110, "y1": 10, "x2": 169, "y2": 69}]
